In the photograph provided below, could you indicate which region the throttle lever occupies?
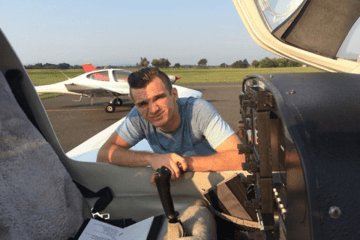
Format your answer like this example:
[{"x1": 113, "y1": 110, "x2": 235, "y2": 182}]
[{"x1": 154, "y1": 166, "x2": 179, "y2": 223}]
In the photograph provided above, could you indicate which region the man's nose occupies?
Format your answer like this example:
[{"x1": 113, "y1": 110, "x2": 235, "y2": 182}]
[{"x1": 149, "y1": 102, "x2": 159, "y2": 114}]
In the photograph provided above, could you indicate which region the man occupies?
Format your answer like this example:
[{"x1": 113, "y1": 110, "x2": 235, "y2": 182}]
[{"x1": 97, "y1": 67, "x2": 244, "y2": 182}]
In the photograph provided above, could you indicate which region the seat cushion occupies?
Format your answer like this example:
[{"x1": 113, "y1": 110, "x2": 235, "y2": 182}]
[{"x1": 0, "y1": 72, "x2": 84, "y2": 239}]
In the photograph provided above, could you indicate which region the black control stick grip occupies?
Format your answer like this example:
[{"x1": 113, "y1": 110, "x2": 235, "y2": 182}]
[{"x1": 155, "y1": 166, "x2": 179, "y2": 223}]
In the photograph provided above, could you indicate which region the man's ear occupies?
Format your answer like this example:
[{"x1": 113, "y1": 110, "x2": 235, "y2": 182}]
[
  {"x1": 172, "y1": 87, "x2": 178, "y2": 101},
  {"x1": 129, "y1": 89, "x2": 134, "y2": 101}
]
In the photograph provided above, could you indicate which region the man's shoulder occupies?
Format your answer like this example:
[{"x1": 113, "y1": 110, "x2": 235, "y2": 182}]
[
  {"x1": 178, "y1": 97, "x2": 209, "y2": 108},
  {"x1": 178, "y1": 97, "x2": 196, "y2": 104},
  {"x1": 127, "y1": 106, "x2": 142, "y2": 119},
  {"x1": 123, "y1": 106, "x2": 146, "y2": 127},
  {"x1": 178, "y1": 97, "x2": 218, "y2": 126}
]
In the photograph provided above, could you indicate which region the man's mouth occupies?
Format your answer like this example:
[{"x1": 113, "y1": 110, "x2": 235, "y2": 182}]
[{"x1": 149, "y1": 111, "x2": 164, "y2": 121}]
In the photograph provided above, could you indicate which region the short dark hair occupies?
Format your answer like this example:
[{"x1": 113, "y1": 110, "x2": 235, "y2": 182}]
[{"x1": 128, "y1": 67, "x2": 172, "y2": 96}]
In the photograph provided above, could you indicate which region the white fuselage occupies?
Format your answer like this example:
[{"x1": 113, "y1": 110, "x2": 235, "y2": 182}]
[
  {"x1": 35, "y1": 69, "x2": 131, "y2": 97},
  {"x1": 35, "y1": 69, "x2": 186, "y2": 98}
]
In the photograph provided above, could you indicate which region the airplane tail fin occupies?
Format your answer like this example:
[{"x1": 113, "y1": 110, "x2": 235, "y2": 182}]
[{"x1": 82, "y1": 63, "x2": 97, "y2": 72}]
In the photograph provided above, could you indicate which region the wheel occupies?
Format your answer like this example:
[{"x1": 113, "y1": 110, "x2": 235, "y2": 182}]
[
  {"x1": 114, "y1": 98, "x2": 123, "y2": 106},
  {"x1": 105, "y1": 104, "x2": 115, "y2": 113}
]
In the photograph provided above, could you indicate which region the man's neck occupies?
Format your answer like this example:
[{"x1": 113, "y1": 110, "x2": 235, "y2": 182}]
[{"x1": 158, "y1": 104, "x2": 181, "y2": 133}]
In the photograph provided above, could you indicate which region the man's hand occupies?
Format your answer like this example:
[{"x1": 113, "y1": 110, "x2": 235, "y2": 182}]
[{"x1": 149, "y1": 153, "x2": 188, "y2": 184}]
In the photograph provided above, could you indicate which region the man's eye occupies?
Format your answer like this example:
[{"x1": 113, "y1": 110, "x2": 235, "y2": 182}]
[{"x1": 137, "y1": 103, "x2": 147, "y2": 108}]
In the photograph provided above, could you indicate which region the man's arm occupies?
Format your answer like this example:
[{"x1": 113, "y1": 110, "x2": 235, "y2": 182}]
[
  {"x1": 97, "y1": 132, "x2": 188, "y2": 179},
  {"x1": 184, "y1": 134, "x2": 244, "y2": 172}
]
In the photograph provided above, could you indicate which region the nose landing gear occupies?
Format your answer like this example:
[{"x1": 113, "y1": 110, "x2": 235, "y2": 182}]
[
  {"x1": 113, "y1": 98, "x2": 123, "y2": 106},
  {"x1": 104, "y1": 97, "x2": 123, "y2": 113}
]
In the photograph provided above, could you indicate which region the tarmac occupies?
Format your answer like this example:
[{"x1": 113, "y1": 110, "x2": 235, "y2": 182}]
[{"x1": 41, "y1": 82, "x2": 244, "y2": 152}]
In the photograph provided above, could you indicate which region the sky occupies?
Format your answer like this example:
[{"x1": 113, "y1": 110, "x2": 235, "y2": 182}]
[{"x1": 0, "y1": 0, "x2": 278, "y2": 67}]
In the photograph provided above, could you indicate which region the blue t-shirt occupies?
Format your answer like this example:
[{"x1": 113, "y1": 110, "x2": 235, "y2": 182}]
[{"x1": 115, "y1": 97, "x2": 234, "y2": 156}]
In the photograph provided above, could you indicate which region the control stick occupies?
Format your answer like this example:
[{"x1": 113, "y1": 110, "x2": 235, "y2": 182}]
[
  {"x1": 155, "y1": 166, "x2": 179, "y2": 222},
  {"x1": 155, "y1": 166, "x2": 185, "y2": 238}
]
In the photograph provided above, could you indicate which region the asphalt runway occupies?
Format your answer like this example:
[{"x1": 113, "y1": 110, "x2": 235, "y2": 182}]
[{"x1": 41, "y1": 82, "x2": 244, "y2": 152}]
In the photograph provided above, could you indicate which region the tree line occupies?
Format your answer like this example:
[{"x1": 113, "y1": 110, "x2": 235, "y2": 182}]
[
  {"x1": 25, "y1": 63, "x2": 82, "y2": 69},
  {"x1": 136, "y1": 57, "x2": 301, "y2": 68},
  {"x1": 24, "y1": 57, "x2": 302, "y2": 69}
]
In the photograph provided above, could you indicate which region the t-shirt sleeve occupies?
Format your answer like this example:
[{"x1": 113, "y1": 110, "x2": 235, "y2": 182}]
[
  {"x1": 115, "y1": 107, "x2": 145, "y2": 146},
  {"x1": 193, "y1": 99, "x2": 235, "y2": 149}
]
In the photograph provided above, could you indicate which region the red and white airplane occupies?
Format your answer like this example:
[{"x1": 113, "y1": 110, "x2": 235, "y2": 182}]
[{"x1": 35, "y1": 64, "x2": 191, "y2": 113}]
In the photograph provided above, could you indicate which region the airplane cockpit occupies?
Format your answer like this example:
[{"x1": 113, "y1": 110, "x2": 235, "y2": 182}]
[
  {"x1": 87, "y1": 70, "x2": 110, "y2": 81},
  {"x1": 85, "y1": 69, "x2": 132, "y2": 82},
  {"x1": 2, "y1": 0, "x2": 360, "y2": 239}
]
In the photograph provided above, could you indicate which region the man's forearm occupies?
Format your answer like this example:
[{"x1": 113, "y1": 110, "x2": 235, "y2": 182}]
[
  {"x1": 97, "y1": 143, "x2": 155, "y2": 167},
  {"x1": 184, "y1": 150, "x2": 244, "y2": 172},
  {"x1": 97, "y1": 143, "x2": 188, "y2": 179}
]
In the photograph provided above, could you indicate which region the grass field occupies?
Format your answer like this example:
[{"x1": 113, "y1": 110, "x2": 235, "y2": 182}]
[
  {"x1": 27, "y1": 67, "x2": 322, "y2": 98},
  {"x1": 161, "y1": 67, "x2": 322, "y2": 84},
  {"x1": 28, "y1": 67, "x2": 322, "y2": 85}
]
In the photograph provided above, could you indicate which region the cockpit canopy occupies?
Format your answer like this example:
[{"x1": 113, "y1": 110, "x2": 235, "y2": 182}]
[{"x1": 233, "y1": 0, "x2": 360, "y2": 73}]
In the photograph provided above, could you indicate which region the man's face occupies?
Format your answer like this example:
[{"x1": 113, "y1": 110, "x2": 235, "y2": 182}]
[{"x1": 131, "y1": 77, "x2": 178, "y2": 131}]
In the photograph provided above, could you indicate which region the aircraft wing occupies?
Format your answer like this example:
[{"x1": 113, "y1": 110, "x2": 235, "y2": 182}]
[
  {"x1": 64, "y1": 83, "x2": 129, "y2": 96},
  {"x1": 67, "y1": 118, "x2": 153, "y2": 162},
  {"x1": 35, "y1": 81, "x2": 81, "y2": 95},
  {"x1": 172, "y1": 85, "x2": 202, "y2": 99}
]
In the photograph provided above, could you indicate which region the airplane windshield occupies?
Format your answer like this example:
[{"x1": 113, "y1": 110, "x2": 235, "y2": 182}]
[
  {"x1": 337, "y1": 17, "x2": 360, "y2": 62},
  {"x1": 113, "y1": 70, "x2": 131, "y2": 82},
  {"x1": 87, "y1": 71, "x2": 110, "y2": 81},
  {"x1": 255, "y1": 0, "x2": 304, "y2": 30}
]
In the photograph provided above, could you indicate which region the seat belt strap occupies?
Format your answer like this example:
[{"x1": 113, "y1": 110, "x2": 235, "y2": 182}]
[{"x1": 73, "y1": 181, "x2": 113, "y2": 216}]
